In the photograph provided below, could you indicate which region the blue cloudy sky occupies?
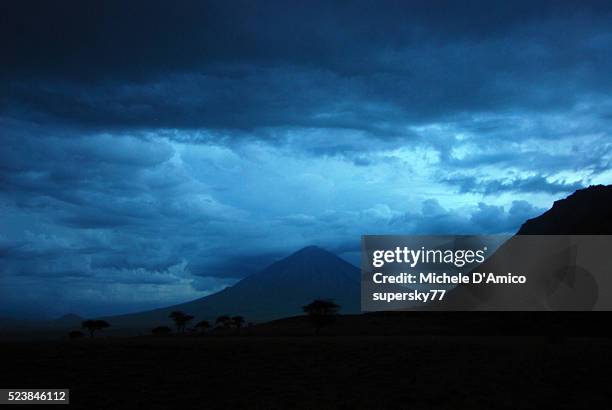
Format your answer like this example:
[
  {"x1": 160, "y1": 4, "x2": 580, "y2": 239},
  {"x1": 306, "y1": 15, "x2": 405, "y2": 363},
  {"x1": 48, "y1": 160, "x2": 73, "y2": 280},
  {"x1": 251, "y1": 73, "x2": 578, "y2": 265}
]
[{"x1": 1, "y1": 0, "x2": 611, "y2": 318}]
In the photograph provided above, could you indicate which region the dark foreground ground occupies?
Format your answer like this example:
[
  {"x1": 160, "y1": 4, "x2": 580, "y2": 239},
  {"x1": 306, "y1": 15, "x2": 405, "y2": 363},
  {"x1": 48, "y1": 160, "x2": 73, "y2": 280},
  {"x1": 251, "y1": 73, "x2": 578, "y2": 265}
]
[{"x1": 1, "y1": 334, "x2": 611, "y2": 409}]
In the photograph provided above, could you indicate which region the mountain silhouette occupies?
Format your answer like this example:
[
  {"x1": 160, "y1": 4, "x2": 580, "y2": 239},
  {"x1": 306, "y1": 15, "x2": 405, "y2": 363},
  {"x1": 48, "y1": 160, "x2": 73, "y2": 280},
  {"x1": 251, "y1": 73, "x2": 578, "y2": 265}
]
[
  {"x1": 425, "y1": 184, "x2": 612, "y2": 310},
  {"x1": 106, "y1": 246, "x2": 360, "y2": 328},
  {"x1": 518, "y1": 185, "x2": 612, "y2": 234}
]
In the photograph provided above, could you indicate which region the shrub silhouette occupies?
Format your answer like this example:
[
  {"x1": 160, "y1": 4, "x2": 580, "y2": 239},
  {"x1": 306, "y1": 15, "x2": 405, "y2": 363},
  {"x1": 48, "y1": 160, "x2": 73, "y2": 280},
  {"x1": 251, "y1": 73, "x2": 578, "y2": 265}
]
[
  {"x1": 169, "y1": 311, "x2": 194, "y2": 333},
  {"x1": 151, "y1": 326, "x2": 172, "y2": 336},
  {"x1": 68, "y1": 330, "x2": 85, "y2": 340},
  {"x1": 215, "y1": 315, "x2": 232, "y2": 329},
  {"x1": 302, "y1": 299, "x2": 339, "y2": 335},
  {"x1": 195, "y1": 320, "x2": 211, "y2": 333},
  {"x1": 81, "y1": 320, "x2": 110, "y2": 338}
]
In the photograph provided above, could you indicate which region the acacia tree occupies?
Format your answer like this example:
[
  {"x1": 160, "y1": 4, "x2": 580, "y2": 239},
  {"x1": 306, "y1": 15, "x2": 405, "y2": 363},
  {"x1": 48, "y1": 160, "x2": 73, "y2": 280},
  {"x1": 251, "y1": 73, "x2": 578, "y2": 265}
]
[
  {"x1": 169, "y1": 311, "x2": 194, "y2": 333},
  {"x1": 302, "y1": 299, "x2": 339, "y2": 335},
  {"x1": 81, "y1": 320, "x2": 110, "y2": 338},
  {"x1": 194, "y1": 320, "x2": 211, "y2": 334},
  {"x1": 215, "y1": 315, "x2": 232, "y2": 329}
]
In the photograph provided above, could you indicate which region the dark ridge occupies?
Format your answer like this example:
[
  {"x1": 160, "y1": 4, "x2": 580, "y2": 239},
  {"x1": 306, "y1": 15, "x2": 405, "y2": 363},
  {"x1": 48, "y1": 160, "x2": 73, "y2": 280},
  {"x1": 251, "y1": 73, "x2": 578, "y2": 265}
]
[{"x1": 517, "y1": 185, "x2": 612, "y2": 234}]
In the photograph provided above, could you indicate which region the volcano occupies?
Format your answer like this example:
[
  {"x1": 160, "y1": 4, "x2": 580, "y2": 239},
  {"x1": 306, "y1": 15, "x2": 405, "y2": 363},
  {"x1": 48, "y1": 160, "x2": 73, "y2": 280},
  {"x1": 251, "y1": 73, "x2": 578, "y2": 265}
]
[{"x1": 105, "y1": 246, "x2": 360, "y2": 328}]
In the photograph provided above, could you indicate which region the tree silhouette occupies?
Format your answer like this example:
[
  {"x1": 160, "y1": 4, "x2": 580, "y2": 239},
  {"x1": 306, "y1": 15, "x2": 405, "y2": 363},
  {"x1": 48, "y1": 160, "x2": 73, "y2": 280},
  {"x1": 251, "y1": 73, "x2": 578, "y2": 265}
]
[
  {"x1": 151, "y1": 326, "x2": 172, "y2": 336},
  {"x1": 169, "y1": 311, "x2": 194, "y2": 333},
  {"x1": 195, "y1": 320, "x2": 211, "y2": 334},
  {"x1": 81, "y1": 320, "x2": 110, "y2": 338},
  {"x1": 232, "y1": 316, "x2": 245, "y2": 329},
  {"x1": 302, "y1": 299, "x2": 339, "y2": 335},
  {"x1": 215, "y1": 315, "x2": 232, "y2": 329}
]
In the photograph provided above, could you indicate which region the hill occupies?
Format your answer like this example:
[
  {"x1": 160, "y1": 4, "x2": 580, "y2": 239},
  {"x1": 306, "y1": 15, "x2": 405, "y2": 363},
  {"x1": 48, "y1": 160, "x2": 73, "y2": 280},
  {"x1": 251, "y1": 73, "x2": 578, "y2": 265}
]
[
  {"x1": 425, "y1": 185, "x2": 612, "y2": 310},
  {"x1": 518, "y1": 185, "x2": 612, "y2": 234}
]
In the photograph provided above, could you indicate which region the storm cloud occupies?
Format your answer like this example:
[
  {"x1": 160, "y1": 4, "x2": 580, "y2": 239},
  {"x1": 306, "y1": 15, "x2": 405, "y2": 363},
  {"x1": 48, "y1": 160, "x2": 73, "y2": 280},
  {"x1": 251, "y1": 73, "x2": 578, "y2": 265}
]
[{"x1": 1, "y1": 0, "x2": 611, "y2": 318}]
